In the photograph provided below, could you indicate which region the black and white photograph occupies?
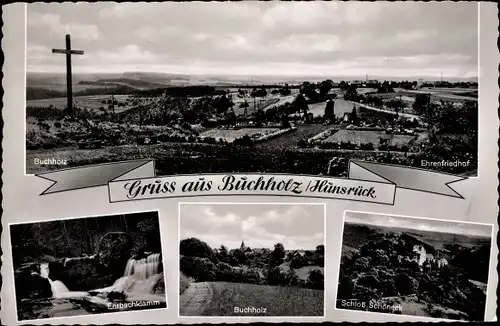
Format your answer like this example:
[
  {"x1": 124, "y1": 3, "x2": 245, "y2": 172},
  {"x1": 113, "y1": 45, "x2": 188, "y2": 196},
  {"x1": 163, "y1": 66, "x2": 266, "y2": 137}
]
[
  {"x1": 10, "y1": 211, "x2": 167, "y2": 321},
  {"x1": 178, "y1": 203, "x2": 325, "y2": 317},
  {"x1": 26, "y1": 2, "x2": 478, "y2": 177},
  {"x1": 336, "y1": 211, "x2": 493, "y2": 321}
]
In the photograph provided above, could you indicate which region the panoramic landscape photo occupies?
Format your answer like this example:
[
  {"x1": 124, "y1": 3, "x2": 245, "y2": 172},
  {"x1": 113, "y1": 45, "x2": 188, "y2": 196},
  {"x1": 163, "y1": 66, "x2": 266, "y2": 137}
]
[
  {"x1": 178, "y1": 203, "x2": 325, "y2": 317},
  {"x1": 336, "y1": 211, "x2": 492, "y2": 321},
  {"x1": 26, "y1": 2, "x2": 478, "y2": 177},
  {"x1": 10, "y1": 211, "x2": 167, "y2": 321}
]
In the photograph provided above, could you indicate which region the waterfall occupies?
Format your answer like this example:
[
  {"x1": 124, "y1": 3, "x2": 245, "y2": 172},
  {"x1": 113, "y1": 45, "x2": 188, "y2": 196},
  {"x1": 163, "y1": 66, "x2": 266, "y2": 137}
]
[
  {"x1": 36, "y1": 253, "x2": 163, "y2": 301},
  {"x1": 38, "y1": 263, "x2": 87, "y2": 299},
  {"x1": 93, "y1": 253, "x2": 163, "y2": 295},
  {"x1": 123, "y1": 253, "x2": 161, "y2": 279}
]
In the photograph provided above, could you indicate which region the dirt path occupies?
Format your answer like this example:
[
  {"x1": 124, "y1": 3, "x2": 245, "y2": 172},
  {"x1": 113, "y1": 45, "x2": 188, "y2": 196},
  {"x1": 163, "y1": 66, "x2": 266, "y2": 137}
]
[{"x1": 179, "y1": 282, "x2": 213, "y2": 316}]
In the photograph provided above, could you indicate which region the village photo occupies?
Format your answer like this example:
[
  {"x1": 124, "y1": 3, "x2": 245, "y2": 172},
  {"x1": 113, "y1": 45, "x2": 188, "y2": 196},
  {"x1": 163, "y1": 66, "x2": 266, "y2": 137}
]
[
  {"x1": 178, "y1": 203, "x2": 325, "y2": 317},
  {"x1": 10, "y1": 211, "x2": 167, "y2": 321},
  {"x1": 26, "y1": 2, "x2": 478, "y2": 177},
  {"x1": 336, "y1": 211, "x2": 492, "y2": 321}
]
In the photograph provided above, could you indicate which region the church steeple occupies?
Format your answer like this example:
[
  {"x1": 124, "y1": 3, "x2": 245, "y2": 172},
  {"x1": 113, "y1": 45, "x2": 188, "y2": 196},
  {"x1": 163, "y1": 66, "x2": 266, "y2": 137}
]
[{"x1": 240, "y1": 240, "x2": 246, "y2": 249}]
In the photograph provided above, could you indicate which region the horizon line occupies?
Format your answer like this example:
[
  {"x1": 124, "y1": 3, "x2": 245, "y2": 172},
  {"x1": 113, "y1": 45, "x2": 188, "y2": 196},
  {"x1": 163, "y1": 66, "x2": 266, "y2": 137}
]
[
  {"x1": 345, "y1": 220, "x2": 492, "y2": 238},
  {"x1": 26, "y1": 70, "x2": 479, "y2": 80}
]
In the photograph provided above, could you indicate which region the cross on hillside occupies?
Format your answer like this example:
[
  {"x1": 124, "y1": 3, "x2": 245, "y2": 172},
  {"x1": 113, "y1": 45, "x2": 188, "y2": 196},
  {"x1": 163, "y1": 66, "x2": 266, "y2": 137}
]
[{"x1": 52, "y1": 34, "x2": 84, "y2": 118}]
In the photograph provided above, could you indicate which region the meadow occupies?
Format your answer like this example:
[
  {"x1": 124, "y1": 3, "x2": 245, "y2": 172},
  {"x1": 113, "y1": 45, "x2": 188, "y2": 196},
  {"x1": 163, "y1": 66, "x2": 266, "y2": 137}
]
[
  {"x1": 200, "y1": 127, "x2": 280, "y2": 142},
  {"x1": 323, "y1": 129, "x2": 417, "y2": 146},
  {"x1": 201, "y1": 282, "x2": 324, "y2": 316},
  {"x1": 27, "y1": 94, "x2": 134, "y2": 113},
  {"x1": 307, "y1": 99, "x2": 355, "y2": 118}
]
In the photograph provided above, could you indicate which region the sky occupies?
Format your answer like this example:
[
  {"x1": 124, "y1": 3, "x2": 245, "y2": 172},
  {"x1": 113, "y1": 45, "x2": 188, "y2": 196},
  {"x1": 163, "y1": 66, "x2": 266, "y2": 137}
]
[
  {"x1": 345, "y1": 211, "x2": 492, "y2": 238},
  {"x1": 26, "y1": 2, "x2": 478, "y2": 78},
  {"x1": 180, "y1": 204, "x2": 324, "y2": 250}
]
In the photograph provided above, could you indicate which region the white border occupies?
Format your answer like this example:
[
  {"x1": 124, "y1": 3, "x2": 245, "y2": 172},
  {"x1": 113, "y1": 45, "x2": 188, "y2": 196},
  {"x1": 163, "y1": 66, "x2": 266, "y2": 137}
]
[
  {"x1": 333, "y1": 209, "x2": 495, "y2": 322},
  {"x1": 177, "y1": 202, "x2": 327, "y2": 320},
  {"x1": 7, "y1": 209, "x2": 170, "y2": 324},
  {"x1": 23, "y1": 3, "x2": 27, "y2": 176},
  {"x1": 475, "y1": 1, "x2": 481, "y2": 179}
]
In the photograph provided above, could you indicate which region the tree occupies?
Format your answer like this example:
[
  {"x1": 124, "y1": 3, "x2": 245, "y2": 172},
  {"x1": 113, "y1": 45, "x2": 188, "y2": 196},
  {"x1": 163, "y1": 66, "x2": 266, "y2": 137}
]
[
  {"x1": 300, "y1": 81, "x2": 320, "y2": 102},
  {"x1": 217, "y1": 245, "x2": 229, "y2": 263},
  {"x1": 413, "y1": 93, "x2": 431, "y2": 115},
  {"x1": 344, "y1": 86, "x2": 360, "y2": 102},
  {"x1": 179, "y1": 238, "x2": 218, "y2": 264},
  {"x1": 319, "y1": 79, "x2": 334, "y2": 97},
  {"x1": 293, "y1": 94, "x2": 308, "y2": 118},
  {"x1": 270, "y1": 243, "x2": 286, "y2": 267},
  {"x1": 350, "y1": 107, "x2": 358, "y2": 124},
  {"x1": 306, "y1": 269, "x2": 324, "y2": 290},
  {"x1": 324, "y1": 100, "x2": 335, "y2": 119},
  {"x1": 316, "y1": 245, "x2": 324, "y2": 255},
  {"x1": 281, "y1": 114, "x2": 291, "y2": 129},
  {"x1": 215, "y1": 95, "x2": 233, "y2": 114}
]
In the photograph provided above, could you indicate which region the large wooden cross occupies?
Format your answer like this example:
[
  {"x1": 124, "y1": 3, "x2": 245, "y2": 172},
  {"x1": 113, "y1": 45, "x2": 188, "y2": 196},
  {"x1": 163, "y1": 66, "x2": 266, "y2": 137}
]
[{"x1": 52, "y1": 34, "x2": 84, "y2": 117}]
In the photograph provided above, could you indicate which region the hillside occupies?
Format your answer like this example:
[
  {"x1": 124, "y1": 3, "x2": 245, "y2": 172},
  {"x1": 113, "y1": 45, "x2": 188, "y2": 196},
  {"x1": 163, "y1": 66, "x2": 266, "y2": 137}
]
[
  {"x1": 337, "y1": 225, "x2": 492, "y2": 321},
  {"x1": 77, "y1": 78, "x2": 169, "y2": 89}
]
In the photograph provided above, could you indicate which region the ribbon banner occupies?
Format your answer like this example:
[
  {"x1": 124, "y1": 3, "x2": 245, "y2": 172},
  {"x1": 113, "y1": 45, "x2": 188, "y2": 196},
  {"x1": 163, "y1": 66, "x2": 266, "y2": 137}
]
[{"x1": 36, "y1": 160, "x2": 466, "y2": 205}]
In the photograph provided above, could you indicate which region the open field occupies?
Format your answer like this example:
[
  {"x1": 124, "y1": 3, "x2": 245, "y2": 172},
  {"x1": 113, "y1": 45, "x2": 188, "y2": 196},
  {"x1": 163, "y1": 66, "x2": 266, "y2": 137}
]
[
  {"x1": 295, "y1": 266, "x2": 324, "y2": 281},
  {"x1": 27, "y1": 95, "x2": 134, "y2": 113},
  {"x1": 198, "y1": 282, "x2": 324, "y2": 316},
  {"x1": 324, "y1": 129, "x2": 418, "y2": 146},
  {"x1": 308, "y1": 99, "x2": 355, "y2": 118},
  {"x1": 402, "y1": 89, "x2": 478, "y2": 102},
  {"x1": 28, "y1": 83, "x2": 114, "y2": 93},
  {"x1": 230, "y1": 96, "x2": 286, "y2": 116},
  {"x1": 256, "y1": 124, "x2": 332, "y2": 150},
  {"x1": 200, "y1": 127, "x2": 280, "y2": 142}
]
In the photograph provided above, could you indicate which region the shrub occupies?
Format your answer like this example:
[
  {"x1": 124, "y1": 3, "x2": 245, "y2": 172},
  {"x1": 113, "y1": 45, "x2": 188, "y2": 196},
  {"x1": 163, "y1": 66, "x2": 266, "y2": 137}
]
[
  {"x1": 337, "y1": 276, "x2": 355, "y2": 299},
  {"x1": 179, "y1": 256, "x2": 216, "y2": 282},
  {"x1": 360, "y1": 142, "x2": 374, "y2": 150},
  {"x1": 267, "y1": 266, "x2": 286, "y2": 286},
  {"x1": 233, "y1": 135, "x2": 254, "y2": 147},
  {"x1": 352, "y1": 257, "x2": 372, "y2": 271},
  {"x1": 297, "y1": 138, "x2": 308, "y2": 148},
  {"x1": 306, "y1": 269, "x2": 324, "y2": 290},
  {"x1": 290, "y1": 255, "x2": 307, "y2": 269},
  {"x1": 215, "y1": 262, "x2": 234, "y2": 281},
  {"x1": 180, "y1": 237, "x2": 218, "y2": 263},
  {"x1": 394, "y1": 273, "x2": 419, "y2": 295}
]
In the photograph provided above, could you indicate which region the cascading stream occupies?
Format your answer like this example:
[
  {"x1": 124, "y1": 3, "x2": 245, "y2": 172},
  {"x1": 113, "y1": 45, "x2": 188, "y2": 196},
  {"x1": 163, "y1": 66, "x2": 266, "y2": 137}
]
[
  {"x1": 38, "y1": 263, "x2": 88, "y2": 299},
  {"x1": 123, "y1": 253, "x2": 161, "y2": 279},
  {"x1": 37, "y1": 253, "x2": 163, "y2": 302}
]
